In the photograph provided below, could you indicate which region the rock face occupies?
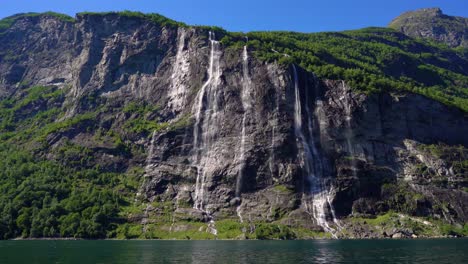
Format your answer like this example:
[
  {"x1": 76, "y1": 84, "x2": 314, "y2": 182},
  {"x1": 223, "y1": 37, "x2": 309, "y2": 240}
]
[
  {"x1": 389, "y1": 8, "x2": 468, "y2": 48},
  {"x1": 0, "y1": 12, "x2": 467, "y2": 238}
]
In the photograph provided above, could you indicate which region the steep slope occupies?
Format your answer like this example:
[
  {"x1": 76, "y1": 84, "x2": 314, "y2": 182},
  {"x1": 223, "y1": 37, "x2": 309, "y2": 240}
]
[
  {"x1": 389, "y1": 8, "x2": 468, "y2": 48},
  {"x1": 0, "y1": 11, "x2": 467, "y2": 240}
]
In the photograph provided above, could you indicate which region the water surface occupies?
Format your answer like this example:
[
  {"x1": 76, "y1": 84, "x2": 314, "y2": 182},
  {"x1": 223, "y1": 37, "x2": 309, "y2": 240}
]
[{"x1": 0, "y1": 239, "x2": 467, "y2": 263}]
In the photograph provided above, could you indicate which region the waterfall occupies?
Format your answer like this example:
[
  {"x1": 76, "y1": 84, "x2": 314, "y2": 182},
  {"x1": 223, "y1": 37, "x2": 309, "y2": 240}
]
[
  {"x1": 269, "y1": 78, "x2": 280, "y2": 180},
  {"x1": 168, "y1": 28, "x2": 190, "y2": 112},
  {"x1": 236, "y1": 45, "x2": 253, "y2": 197},
  {"x1": 190, "y1": 31, "x2": 223, "y2": 236},
  {"x1": 192, "y1": 31, "x2": 222, "y2": 214},
  {"x1": 342, "y1": 81, "x2": 357, "y2": 178},
  {"x1": 292, "y1": 65, "x2": 340, "y2": 237},
  {"x1": 234, "y1": 44, "x2": 255, "y2": 224},
  {"x1": 236, "y1": 205, "x2": 244, "y2": 223},
  {"x1": 145, "y1": 131, "x2": 157, "y2": 171}
]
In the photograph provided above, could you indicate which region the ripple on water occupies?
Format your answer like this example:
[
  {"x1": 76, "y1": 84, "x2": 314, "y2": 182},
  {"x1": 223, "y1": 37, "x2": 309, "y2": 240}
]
[{"x1": 0, "y1": 239, "x2": 467, "y2": 264}]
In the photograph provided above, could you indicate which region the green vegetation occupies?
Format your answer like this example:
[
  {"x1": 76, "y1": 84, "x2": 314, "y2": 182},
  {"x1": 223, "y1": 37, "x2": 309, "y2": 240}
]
[
  {"x1": 381, "y1": 183, "x2": 426, "y2": 214},
  {"x1": 0, "y1": 142, "x2": 145, "y2": 239},
  {"x1": 351, "y1": 212, "x2": 468, "y2": 237},
  {"x1": 273, "y1": 184, "x2": 293, "y2": 193},
  {"x1": 389, "y1": 9, "x2": 465, "y2": 31},
  {"x1": 77, "y1": 11, "x2": 186, "y2": 28},
  {"x1": 438, "y1": 223, "x2": 468, "y2": 237},
  {"x1": 124, "y1": 118, "x2": 167, "y2": 135},
  {"x1": 0, "y1": 86, "x2": 65, "y2": 140},
  {"x1": 1, "y1": 11, "x2": 184, "y2": 34},
  {"x1": 254, "y1": 223, "x2": 296, "y2": 240},
  {"x1": 221, "y1": 27, "x2": 468, "y2": 111},
  {"x1": 0, "y1": 17, "x2": 15, "y2": 32},
  {"x1": 122, "y1": 102, "x2": 167, "y2": 135},
  {"x1": 2, "y1": 11, "x2": 467, "y2": 112},
  {"x1": 168, "y1": 114, "x2": 193, "y2": 131},
  {"x1": 293, "y1": 227, "x2": 332, "y2": 239},
  {"x1": 351, "y1": 211, "x2": 398, "y2": 226},
  {"x1": 388, "y1": 8, "x2": 467, "y2": 49},
  {"x1": 0, "y1": 85, "x2": 144, "y2": 239},
  {"x1": 0, "y1": 12, "x2": 74, "y2": 32},
  {"x1": 0, "y1": 11, "x2": 467, "y2": 240},
  {"x1": 141, "y1": 222, "x2": 216, "y2": 240},
  {"x1": 417, "y1": 143, "x2": 468, "y2": 177},
  {"x1": 114, "y1": 219, "x2": 329, "y2": 240},
  {"x1": 215, "y1": 220, "x2": 247, "y2": 239}
]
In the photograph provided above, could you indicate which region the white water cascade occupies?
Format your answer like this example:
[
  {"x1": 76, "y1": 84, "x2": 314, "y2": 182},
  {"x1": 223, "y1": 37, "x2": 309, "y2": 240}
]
[
  {"x1": 269, "y1": 77, "x2": 280, "y2": 180},
  {"x1": 342, "y1": 81, "x2": 357, "y2": 178},
  {"x1": 168, "y1": 28, "x2": 190, "y2": 112},
  {"x1": 145, "y1": 131, "x2": 157, "y2": 171},
  {"x1": 292, "y1": 65, "x2": 340, "y2": 237},
  {"x1": 236, "y1": 45, "x2": 254, "y2": 197},
  {"x1": 192, "y1": 31, "x2": 222, "y2": 211},
  {"x1": 235, "y1": 45, "x2": 255, "y2": 224},
  {"x1": 191, "y1": 32, "x2": 222, "y2": 235}
]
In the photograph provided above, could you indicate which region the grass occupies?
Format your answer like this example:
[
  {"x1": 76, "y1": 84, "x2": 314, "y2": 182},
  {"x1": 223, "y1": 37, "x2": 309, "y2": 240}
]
[
  {"x1": 254, "y1": 223, "x2": 296, "y2": 240},
  {"x1": 112, "y1": 216, "x2": 336, "y2": 240},
  {"x1": 273, "y1": 185, "x2": 294, "y2": 193},
  {"x1": 350, "y1": 211, "x2": 468, "y2": 237},
  {"x1": 213, "y1": 219, "x2": 247, "y2": 239},
  {"x1": 122, "y1": 102, "x2": 168, "y2": 135},
  {"x1": 168, "y1": 114, "x2": 193, "y2": 131},
  {"x1": 292, "y1": 228, "x2": 332, "y2": 239},
  {"x1": 351, "y1": 211, "x2": 398, "y2": 226},
  {"x1": 125, "y1": 222, "x2": 216, "y2": 240}
]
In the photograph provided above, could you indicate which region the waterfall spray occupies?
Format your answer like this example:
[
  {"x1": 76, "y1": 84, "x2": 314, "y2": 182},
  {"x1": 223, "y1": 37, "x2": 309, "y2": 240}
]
[
  {"x1": 342, "y1": 81, "x2": 357, "y2": 178},
  {"x1": 191, "y1": 32, "x2": 223, "y2": 235},
  {"x1": 236, "y1": 45, "x2": 253, "y2": 197},
  {"x1": 292, "y1": 65, "x2": 340, "y2": 238},
  {"x1": 168, "y1": 28, "x2": 190, "y2": 112},
  {"x1": 192, "y1": 31, "x2": 222, "y2": 211},
  {"x1": 235, "y1": 43, "x2": 254, "y2": 224}
]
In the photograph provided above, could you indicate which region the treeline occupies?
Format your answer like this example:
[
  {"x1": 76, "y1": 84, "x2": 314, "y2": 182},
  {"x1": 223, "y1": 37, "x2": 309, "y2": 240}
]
[
  {"x1": 0, "y1": 85, "x2": 143, "y2": 239},
  {"x1": 0, "y1": 143, "x2": 126, "y2": 239},
  {"x1": 221, "y1": 27, "x2": 468, "y2": 111}
]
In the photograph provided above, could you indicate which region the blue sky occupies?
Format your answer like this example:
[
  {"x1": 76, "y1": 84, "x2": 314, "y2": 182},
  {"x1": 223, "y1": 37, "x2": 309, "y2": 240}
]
[{"x1": 1, "y1": 0, "x2": 466, "y2": 32}]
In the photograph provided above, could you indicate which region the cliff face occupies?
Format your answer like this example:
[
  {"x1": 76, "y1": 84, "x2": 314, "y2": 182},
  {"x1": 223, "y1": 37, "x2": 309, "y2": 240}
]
[
  {"x1": 389, "y1": 8, "x2": 468, "y2": 48},
  {"x1": 0, "y1": 13, "x2": 467, "y2": 239}
]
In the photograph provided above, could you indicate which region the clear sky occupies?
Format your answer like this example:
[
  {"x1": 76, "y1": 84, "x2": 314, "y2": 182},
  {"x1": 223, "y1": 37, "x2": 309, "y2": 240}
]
[{"x1": 0, "y1": 0, "x2": 467, "y2": 33}]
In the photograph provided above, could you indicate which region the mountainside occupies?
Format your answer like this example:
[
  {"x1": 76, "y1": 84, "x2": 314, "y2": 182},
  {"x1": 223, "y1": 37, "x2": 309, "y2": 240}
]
[
  {"x1": 389, "y1": 8, "x2": 468, "y2": 48},
  {"x1": 0, "y1": 11, "x2": 467, "y2": 240}
]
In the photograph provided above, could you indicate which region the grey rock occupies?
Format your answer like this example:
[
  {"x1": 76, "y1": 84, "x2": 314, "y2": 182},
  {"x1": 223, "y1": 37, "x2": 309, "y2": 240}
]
[
  {"x1": 389, "y1": 8, "x2": 468, "y2": 48},
  {"x1": 0, "y1": 13, "x2": 467, "y2": 237}
]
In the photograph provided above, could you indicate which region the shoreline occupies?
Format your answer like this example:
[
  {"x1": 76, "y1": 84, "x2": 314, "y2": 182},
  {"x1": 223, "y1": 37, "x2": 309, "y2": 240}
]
[{"x1": 9, "y1": 236, "x2": 466, "y2": 241}]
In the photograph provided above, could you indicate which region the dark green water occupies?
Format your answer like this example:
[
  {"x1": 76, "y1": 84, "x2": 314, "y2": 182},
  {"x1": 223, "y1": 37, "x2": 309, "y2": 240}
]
[{"x1": 0, "y1": 239, "x2": 467, "y2": 264}]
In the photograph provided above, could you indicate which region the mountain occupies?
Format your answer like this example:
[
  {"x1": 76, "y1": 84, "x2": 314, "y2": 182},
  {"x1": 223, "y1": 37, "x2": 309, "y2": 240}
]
[
  {"x1": 389, "y1": 8, "x2": 468, "y2": 48},
  {"x1": 0, "y1": 11, "x2": 467, "y2": 240}
]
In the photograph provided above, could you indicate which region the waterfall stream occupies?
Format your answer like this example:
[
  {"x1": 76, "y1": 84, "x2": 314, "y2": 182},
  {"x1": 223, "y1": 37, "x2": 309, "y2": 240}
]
[
  {"x1": 168, "y1": 28, "x2": 189, "y2": 112},
  {"x1": 236, "y1": 45, "x2": 253, "y2": 197},
  {"x1": 235, "y1": 45, "x2": 254, "y2": 224},
  {"x1": 145, "y1": 131, "x2": 157, "y2": 170},
  {"x1": 292, "y1": 65, "x2": 340, "y2": 237},
  {"x1": 193, "y1": 32, "x2": 221, "y2": 211},
  {"x1": 342, "y1": 81, "x2": 357, "y2": 178},
  {"x1": 270, "y1": 76, "x2": 280, "y2": 180},
  {"x1": 191, "y1": 32, "x2": 222, "y2": 235}
]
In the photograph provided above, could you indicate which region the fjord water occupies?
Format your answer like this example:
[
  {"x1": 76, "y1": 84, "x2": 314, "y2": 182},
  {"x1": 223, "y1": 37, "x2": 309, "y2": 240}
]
[{"x1": 1, "y1": 239, "x2": 467, "y2": 264}]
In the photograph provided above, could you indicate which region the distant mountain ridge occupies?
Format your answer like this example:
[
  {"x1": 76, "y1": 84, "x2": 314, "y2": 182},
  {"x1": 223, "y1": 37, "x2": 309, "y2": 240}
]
[{"x1": 389, "y1": 7, "x2": 468, "y2": 48}]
